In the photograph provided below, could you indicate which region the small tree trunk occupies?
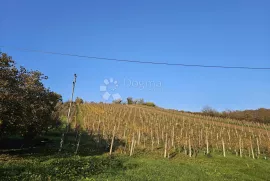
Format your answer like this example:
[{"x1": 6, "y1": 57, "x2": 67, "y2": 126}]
[
  {"x1": 59, "y1": 133, "x2": 65, "y2": 152},
  {"x1": 75, "y1": 133, "x2": 81, "y2": 155}
]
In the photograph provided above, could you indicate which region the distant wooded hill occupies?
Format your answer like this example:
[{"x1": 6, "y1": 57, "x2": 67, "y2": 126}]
[{"x1": 193, "y1": 107, "x2": 270, "y2": 124}]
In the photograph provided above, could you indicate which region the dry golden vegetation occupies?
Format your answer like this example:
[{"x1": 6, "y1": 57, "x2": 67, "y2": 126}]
[{"x1": 69, "y1": 103, "x2": 270, "y2": 159}]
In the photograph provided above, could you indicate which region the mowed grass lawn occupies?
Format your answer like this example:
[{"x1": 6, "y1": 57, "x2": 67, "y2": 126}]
[{"x1": 1, "y1": 153, "x2": 270, "y2": 181}]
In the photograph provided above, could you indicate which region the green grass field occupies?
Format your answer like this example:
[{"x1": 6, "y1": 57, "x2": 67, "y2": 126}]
[
  {"x1": 1, "y1": 130, "x2": 270, "y2": 181},
  {"x1": 1, "y1": 153, "x2": 270, "y2": 180}
]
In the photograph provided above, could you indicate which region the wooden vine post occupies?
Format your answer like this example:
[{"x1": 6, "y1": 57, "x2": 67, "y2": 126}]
[
  {"x1": 222, "y1": 138, "x2": 226, "y2": 157},
  {"x1": 164, "y1": 133, "x2": 168, "y2": 158},
  {"x1": 109, "y1": 125, "x2": 116, "y2": 156}
]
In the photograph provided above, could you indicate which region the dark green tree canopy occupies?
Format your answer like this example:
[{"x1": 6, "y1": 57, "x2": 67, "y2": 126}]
[{"x1": 0, "y1": 53, "x2": 62, "y2": 139}]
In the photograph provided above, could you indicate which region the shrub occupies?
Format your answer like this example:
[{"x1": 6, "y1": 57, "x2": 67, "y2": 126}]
[
  {"x1": 143, "y1": 102, "x2": 156, "y2": 107},
  {"x1": 0, "y1": 53, "x2": 62, "y2": 139},
  {"x1": 75, "y1": 97, "x2": 84, "y2": 104},
  {"x1": 127, "y1": 97, "x2": 133, "y2": 105}
]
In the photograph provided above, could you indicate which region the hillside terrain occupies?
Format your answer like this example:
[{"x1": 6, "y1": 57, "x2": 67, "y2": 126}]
[
  {"x1": 1, "y1": 102, "x2": 270, "y2": 180},
  {"x1": 64, "y1": 103, "x2": 270, "y2": 158}
]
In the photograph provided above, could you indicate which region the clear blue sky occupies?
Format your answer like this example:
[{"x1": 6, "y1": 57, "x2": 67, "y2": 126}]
[{"x1": 1, "y1": 0, "x2": 269, "y2": 112}]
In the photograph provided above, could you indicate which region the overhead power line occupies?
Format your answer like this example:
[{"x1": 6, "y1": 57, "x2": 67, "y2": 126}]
[{"x1": 1, "y1": 45, "x2": 270, "y2": 70}]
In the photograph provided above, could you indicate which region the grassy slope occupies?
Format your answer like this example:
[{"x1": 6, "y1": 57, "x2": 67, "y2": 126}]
[
  {"x1": 1, "y1": 104, "x2": 270, "y2": 180},
  {"x1": 112, "y1": 155, "x2": 270, "y2": 181},
  {"x1": 1, "y1": 153, "x2": 270, "y2": 181},
  {"x1": 1, "y1": 130, "x2": 270, "y2": 181}
]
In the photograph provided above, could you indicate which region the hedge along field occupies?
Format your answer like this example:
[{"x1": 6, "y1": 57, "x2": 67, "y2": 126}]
[{"x1": 74, "y1": 103, "x2": 270, "y2": 159}]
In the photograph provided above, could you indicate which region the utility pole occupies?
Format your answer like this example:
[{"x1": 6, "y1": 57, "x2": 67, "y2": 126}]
[
  {"x1": 66, "y1": 74, "x2": 77, "y2": 133},
  {"x1": 59, "y1": 74, "x2": 77, "y2": 152}
]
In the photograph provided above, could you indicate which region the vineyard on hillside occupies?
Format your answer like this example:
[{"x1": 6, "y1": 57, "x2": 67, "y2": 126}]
[{"x1": 60, "y1": 103, "x2": 270, "y2": 159}]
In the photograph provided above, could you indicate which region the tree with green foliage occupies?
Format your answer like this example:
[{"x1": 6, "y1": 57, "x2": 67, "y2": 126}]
[
  {"x1": 127, "y1": 97, "x2": 133, "y2": 105},
  {"x1": 75, "y1": 97, "x2": 84, "y2": 104},
  {"x1": 0, "y1": 53, "x2": 62, "y2": 139}
]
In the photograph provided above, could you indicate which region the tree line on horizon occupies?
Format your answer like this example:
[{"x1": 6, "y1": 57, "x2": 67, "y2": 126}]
[
  {"x1": 113, "y1": 97, "x2": 156, "y2": 107},
  {"x1": 196, "y1": 106, "x2": 270, "y2": 124}
]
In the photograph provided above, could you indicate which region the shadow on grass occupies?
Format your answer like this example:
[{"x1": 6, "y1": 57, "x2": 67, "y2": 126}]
[
  {"x1": 0, "y1": 129, "x2": 133, "y2": 180},
  {"x1": 0, "y1": 129, "x2": 125, "y2": 158},
  {"x1": 0, "y1": 153, "x2": 128, "y2": 181}
]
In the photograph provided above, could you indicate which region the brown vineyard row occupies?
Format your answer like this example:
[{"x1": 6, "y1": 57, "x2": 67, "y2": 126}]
[{"x1": 72, "y1": 103, "x2": 270, "y2": 159}]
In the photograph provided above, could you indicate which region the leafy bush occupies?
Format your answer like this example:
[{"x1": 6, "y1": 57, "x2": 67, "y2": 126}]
[
  {"x1": 127, "y1": 97, "x2": 133, "y2": 105},
  {"x1": 0, "y1": 53, "x2": 62, "y2": 139},
  {"x1": 143, "y1": 102, "x2": 156, "y2": 107},
  {"x1": 75, "y1": 97, "x2": 84, "y2": 104}
]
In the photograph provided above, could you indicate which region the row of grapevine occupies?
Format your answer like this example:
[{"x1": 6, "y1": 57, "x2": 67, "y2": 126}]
[{"x1": 72, "y1": 103, "x2": 270, "y2": 159}]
